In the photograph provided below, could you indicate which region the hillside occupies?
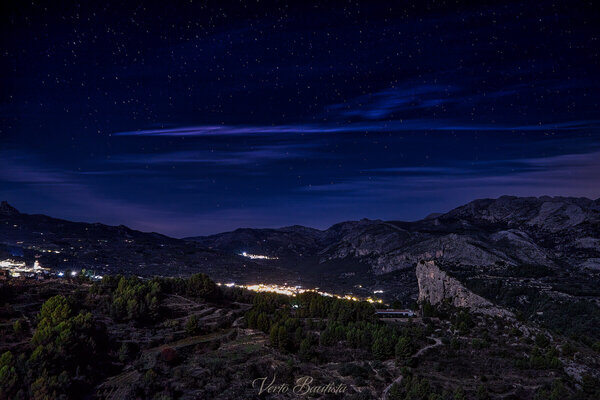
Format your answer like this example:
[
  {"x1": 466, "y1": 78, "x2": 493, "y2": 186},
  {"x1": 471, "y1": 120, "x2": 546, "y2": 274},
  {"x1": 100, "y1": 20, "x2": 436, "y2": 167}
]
[
  {"x1": 1, "y1": 274, "x2": 599, "y2": 399},
  {"x1": 189, "y1": 196, "x2": 600, "y2": 275},
  {"x1": 0, "y1": 201, "x2": 282, "y2": 283}
]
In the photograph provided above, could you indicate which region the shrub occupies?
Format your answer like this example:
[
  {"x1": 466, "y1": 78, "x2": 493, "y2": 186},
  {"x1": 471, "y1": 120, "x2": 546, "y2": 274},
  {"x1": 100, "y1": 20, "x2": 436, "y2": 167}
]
[{"x1": 185, "y1": 315, "x2": 198, "y2": 335}]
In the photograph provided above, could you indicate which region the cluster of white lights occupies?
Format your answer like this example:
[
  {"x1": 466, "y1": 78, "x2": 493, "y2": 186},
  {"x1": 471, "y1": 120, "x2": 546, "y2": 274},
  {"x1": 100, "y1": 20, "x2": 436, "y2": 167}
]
[
  {"x1": 38, "y1": 249, "x2": 61, "y2": 254},
  {"x1": 239, "y1": 252, "x2": 279, "y2": 260},
  {"x1": 0, "y1": 259, "x2": 103, "y2": 281},
  {"x1": 217, "y1": 281, "x2": 383, "y2": 304},
  {"x1": 0, "y1": 259, "x2": 50, "y2": 277}
]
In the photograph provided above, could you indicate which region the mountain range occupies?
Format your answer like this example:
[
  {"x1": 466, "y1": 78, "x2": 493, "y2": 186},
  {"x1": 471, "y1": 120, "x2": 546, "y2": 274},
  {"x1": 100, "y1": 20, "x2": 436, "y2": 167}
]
[
  {"x1": 2, "y1": 196, "x2": 600, "y2": 304},
  {"x1": 189, "y1": 195, "x2": 600, "y2": 273}
]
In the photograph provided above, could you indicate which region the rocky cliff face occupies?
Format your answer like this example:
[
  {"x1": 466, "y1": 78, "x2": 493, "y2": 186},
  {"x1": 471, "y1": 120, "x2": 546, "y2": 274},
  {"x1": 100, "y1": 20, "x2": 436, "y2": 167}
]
[{"x1": 416, "y1": 260, "x2": 514, "y2": 318}]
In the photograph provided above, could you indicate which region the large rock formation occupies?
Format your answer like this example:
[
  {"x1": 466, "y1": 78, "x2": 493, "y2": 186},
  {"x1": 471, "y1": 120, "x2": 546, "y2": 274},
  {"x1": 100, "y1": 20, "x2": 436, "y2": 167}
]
[{"x1": 416, "y1": 260, "x2": 514, "y2": 318}]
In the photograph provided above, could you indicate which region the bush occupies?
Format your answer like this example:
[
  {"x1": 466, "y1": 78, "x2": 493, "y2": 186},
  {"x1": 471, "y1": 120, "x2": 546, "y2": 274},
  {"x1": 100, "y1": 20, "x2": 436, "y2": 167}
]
[
  {"x1": 185, "y1": 315, "x2": 198, "y2": 335},
  {"x1": 535, "y1": 334, "x2": 550, "y2": 348},
  {"x1": 12, "y1": 319, "x2": 23, "y2": 334}
]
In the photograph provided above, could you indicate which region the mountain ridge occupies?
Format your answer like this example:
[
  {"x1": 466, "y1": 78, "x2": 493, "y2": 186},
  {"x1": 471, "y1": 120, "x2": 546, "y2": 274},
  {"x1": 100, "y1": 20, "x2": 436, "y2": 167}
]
[
  {"x1": 2, "y1": 196, "x2": 600, "y2": 305},
  {"x1": 187, "y1": 195, "x2": 600, "y2": 275},
  {"x1": 0, "y1": 200, "x2": 285, "y2": 283}
]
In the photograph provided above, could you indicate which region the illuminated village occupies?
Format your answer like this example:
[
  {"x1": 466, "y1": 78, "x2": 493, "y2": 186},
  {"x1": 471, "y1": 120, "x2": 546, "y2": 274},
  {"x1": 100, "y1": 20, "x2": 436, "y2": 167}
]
[
  {"x1": 218, "y1": 281, "x2": 385, "y2": 304},
  {"x1": 0, "y1": 259, "x2": 50, "y2": 278}
]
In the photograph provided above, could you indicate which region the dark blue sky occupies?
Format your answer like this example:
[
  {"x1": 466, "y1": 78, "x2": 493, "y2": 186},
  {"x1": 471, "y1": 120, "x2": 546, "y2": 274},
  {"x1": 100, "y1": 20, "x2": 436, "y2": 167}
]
[{"x1": 1, "y1": 1, "x2": 599, "y2": 237}]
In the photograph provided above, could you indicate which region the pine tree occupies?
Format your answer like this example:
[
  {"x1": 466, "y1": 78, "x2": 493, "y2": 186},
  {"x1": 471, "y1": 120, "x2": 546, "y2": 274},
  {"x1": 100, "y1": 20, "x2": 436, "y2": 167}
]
[
  {"x1": 270, "y1": 324, "x2": 279, "y2": 347},
  {"x1": 257, "y1": 312, "x2": 270, "y2": 332},
  {"x1": 278, "y1": 326, "x2": 288, "y2": 352},
  {"x1": 395, "y1": 336, "x2": 413, "y2": 361},
  {"x1": 299, "y1": 338, "x2": 313, "y2": 361},
  {"x1": 185, "y1": 315, "x2": 198, "y2": 335}
]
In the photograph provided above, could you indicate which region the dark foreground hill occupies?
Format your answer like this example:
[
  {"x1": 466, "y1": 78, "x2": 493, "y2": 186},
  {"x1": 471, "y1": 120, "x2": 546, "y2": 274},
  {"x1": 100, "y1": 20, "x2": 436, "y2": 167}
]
[{"x1": 1, "y1": 274, "x2": 599, "y2": 399}]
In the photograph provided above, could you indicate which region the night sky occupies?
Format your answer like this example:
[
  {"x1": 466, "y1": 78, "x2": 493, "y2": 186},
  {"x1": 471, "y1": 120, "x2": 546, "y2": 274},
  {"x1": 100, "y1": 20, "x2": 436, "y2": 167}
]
[{"x1": 1, "y1": 1, "x2": 599, "y2": 237}]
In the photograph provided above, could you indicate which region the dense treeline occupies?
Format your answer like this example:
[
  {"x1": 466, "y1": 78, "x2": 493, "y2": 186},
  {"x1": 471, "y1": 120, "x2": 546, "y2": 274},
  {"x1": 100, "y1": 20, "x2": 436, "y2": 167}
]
[
  {"x1": 88, "y1": 273, "x2": 220, "y2": 324},
  {"x1": 245, "y1": 291, "x2": 424, "y2": 363}
]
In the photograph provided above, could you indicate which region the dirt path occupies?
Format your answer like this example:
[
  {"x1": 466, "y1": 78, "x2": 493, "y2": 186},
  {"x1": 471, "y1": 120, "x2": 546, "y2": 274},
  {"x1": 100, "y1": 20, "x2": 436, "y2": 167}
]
[
  {"x1": 414, "y1": 336, "x2": 442, "y2": 357},
  {"x1": 381, "y1": 336, "x2": 442, "y2": 399},
  {"x1": 382, "y1": 375, "x2": 403, "y2": 400}
]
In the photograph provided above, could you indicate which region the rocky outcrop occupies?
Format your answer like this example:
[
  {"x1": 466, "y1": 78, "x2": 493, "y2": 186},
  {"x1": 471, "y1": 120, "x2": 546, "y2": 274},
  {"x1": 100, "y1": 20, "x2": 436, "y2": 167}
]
[{"x1": 416, "y1": 260, "x2": 514, "y2": 318}]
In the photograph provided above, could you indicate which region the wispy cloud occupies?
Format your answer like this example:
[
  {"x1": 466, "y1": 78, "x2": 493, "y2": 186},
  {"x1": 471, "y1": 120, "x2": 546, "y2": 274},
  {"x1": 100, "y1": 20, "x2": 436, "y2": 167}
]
[
  {"x1": 108, "y1": 144, "x2": 316, "y2": 166},
  {"x1": 112, "y1": 119, "x2": 599, "y2": 138},
  {"x1": 327, "y1": 84, "x2": 458, "y2": 120},
  {"x1": 0, "y1": 152, "x2": 77, "y2": 185},
  {"x1": 112, "y1": 124, "x2": 351, "y2": 137}
]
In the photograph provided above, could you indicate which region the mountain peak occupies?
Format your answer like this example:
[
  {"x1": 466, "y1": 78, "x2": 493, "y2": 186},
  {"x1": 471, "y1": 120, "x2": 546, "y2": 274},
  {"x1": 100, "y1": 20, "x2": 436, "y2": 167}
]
[{"x1": 0, "y1": 201, "x2": 20, "y2": 216}]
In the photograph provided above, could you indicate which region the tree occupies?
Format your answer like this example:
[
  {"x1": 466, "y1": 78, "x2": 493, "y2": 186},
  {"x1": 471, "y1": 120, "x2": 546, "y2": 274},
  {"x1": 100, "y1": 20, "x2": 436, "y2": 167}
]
[
  {"x1": 535, "y1": 334, "x2": 550, "y2": 349},
  {"x1": 395, "y1": 336, "x2": 413, "y2": 361},
  {"x1": 452, "y1": 311, "x2": 474, "y2": 334},
  {"x1": 185, "y1": 315, "x2": 198, "y2": 335},
  {"x1": 454, "y1": 387, "x2": 466, "y2": 400},
  {"x1": 548, "y1": 379, "x2": 567, "y2": 400},
  {"x1": 388, "y1": 382, "x2": 403, "y2": 400},
  {"x1": 298, "y1": 338, "x2": 313, "y2": 362},
  {"x1": 110, "y1": 296, "x2": 126, "y2": 320},
  {"x1": 143, "y1": 368, "x2": 158, "y2": 392},
  {"x1": 12, "y1": 319, "x2": 23, "y2": 335},
  {"x1": 278, "y1": 326, "x2": 289, "y2": 352},
  {"x1": 38, "y1": 295, "x2": 71, "y2": 326},
  {"x1": 294, "y1": 327, "x2": 303, "y2": 349},
  {"x1": 561, "y1": 341, "x2": 576, "y2": 358},
  {"x1": 270, "y1": 325, "x2": 279, "y2": 347},
  {"x1": 126, "y1": 298, "x2": 140, "y2": 320},
  {"x1": 30, "y1": 371, "x2": 57, "y2": 400},
  {"x1": 422, "y1": 301, "x2": 437, "y2": 317},
  {"x1": 27, "y1": 295, "x2": 108, "y2": 400},
  {"x1": 118, "y1": 342, "x2": 131, "y2": 362},
  {"x1": 256, "y1": 312, "x2": 270, "y2": 333},
  {"x1": 0, "y1": 351, "x2": 18, "y2": 395},
  {"x1": 245, "y1": 310, "x2": 257, "y2": 328},
  {"x1": 187, "y1": 273, "x2": 218, "y2": 300},
  {"x1": 372, "y1": 327, "x2": 396, "y2": 359},
  {"x1": 476, "y1": 384, "x2": 490, "y2": 400}
]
